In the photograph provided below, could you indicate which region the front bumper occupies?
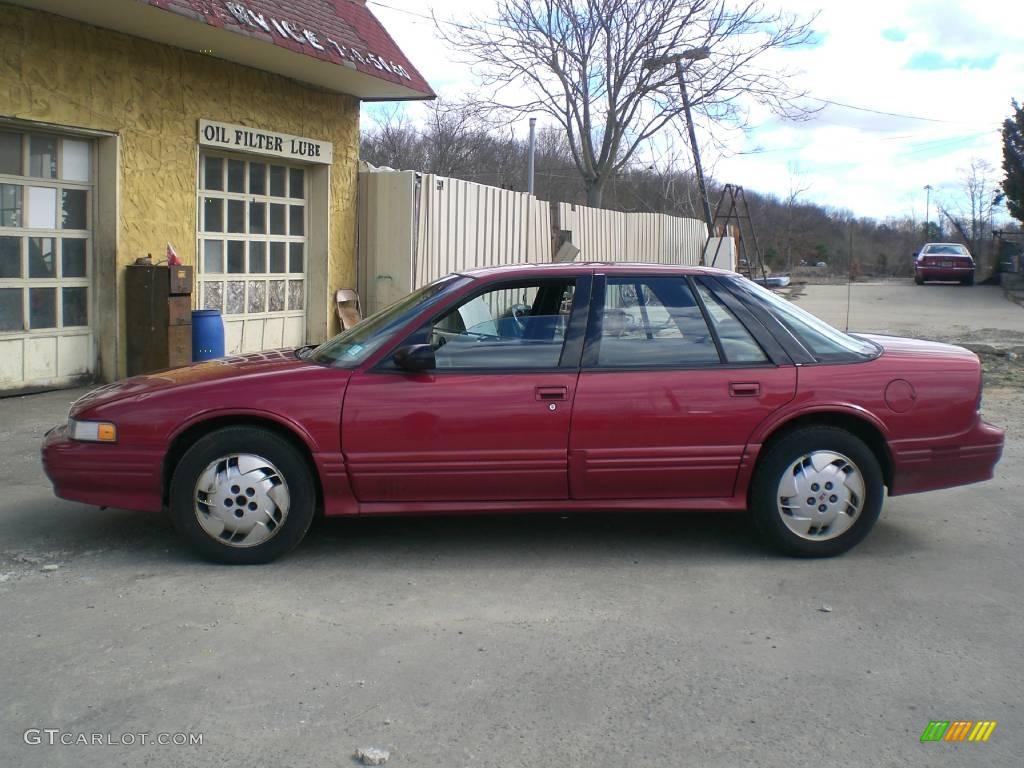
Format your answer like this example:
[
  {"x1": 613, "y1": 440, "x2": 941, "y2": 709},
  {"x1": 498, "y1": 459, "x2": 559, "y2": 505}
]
[
  {"x1": 42, "y1": 424, "x2": 164, "y2": 512},
  {"x1": 889, "y1": 417, "x2": 1005, "y2": 496}
]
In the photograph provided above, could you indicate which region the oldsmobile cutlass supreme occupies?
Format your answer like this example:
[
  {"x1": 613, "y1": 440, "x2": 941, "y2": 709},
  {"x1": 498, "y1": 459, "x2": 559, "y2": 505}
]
[{"x1": 43, "y1": 264, "x2": 1004, "y2": 563}]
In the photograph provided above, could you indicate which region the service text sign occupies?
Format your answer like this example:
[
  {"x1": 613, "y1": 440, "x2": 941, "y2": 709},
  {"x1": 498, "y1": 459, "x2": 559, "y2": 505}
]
[{"x1": 198, "y1": 120, "x2": 333, "y2": 164}]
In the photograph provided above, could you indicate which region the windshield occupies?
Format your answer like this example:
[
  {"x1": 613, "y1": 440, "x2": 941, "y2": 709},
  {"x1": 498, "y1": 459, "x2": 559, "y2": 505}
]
[
  {"x1": 309, "y1": 275, "x2": 468, "y2": 367},
  {"x1": 728, "y1": 277, "x2": 878, "y2": 362},
  {"x1": 924, "y1": 244, "x2": 968, "y2": 255}
]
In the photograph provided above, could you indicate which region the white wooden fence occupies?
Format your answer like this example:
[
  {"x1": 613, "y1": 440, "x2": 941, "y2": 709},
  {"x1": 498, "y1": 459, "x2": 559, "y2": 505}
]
[
  {"x1": 554, "y1": 203, "x2": 708, "y2": 265},
  {"x1": 358, "y1": 164, "x2": 722, "y2": 315}
]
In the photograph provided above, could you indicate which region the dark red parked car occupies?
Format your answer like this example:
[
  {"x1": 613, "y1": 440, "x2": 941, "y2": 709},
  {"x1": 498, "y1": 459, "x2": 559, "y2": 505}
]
[
  {"x1": 42, "y1": 264, "x2": 1004, "y2": 563},
  {"x1": 914, "y1": 242, "x2": 975, "y2": 285}
]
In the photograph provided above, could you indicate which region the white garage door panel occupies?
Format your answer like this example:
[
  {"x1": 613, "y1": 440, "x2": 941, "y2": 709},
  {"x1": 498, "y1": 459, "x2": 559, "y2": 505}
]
[
  {"x1": 58, "y1": 333, "x2": 91, "y2": 376},
  {"x1": 263, "y1": 316, "x2": 285, "y2": 349},
  {"x1": 0, "y1": 339, "x2": 25, "y2": 387},
  {"x1": 241, "y1": 318, "x2": 264, "y2": 353},
  {"x1": 25, "y1": 336, "x2": 58, "y2": 380},
  {"x1": 223, "y1": 319, "x2": 244, "y2": 355},
  {"x1": 283, "y1": 316, "x2": 304, "y2": 348}
]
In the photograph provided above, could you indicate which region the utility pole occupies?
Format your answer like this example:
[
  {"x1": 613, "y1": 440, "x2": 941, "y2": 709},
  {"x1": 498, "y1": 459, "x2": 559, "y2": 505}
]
[
  {"x1": 643, "y1": 47, "x2": 714, "y2": 240},
  {"x1": 924, "y1": 184, "x2": 932, "y2": 241},
  {"x1": 527, "y1": 117, "x2": 537, "y2": 195}
]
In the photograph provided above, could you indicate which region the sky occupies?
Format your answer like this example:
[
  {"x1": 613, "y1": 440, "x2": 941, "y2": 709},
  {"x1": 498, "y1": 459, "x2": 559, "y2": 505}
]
[{"x1": 363, "y1": 0, "x2": 1024, "y2": 223}]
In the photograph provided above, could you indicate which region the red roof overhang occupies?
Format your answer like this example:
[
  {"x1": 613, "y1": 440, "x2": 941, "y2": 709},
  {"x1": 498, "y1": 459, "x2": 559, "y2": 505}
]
[{"x1": 7, "y1": 0, "x2": 435, "y2": 100}]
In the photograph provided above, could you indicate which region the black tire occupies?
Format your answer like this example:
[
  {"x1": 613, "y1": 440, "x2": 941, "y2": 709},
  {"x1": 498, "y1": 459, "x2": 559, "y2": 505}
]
[
  {"x1": 749, "y1": 426, "x2": 884, "y2": 557},
  {"x1": 169, "y1": 426, "x2": 316, "y2": 564},
  {"x1": 914, "y1": 273, "x2": 924, "y2": 285},
  {"x1": 962, "y1": 273, "x2": 974, "y2": 286}
]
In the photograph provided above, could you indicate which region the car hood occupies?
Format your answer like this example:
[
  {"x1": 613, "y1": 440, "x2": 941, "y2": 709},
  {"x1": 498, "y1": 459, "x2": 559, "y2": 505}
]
[
  {"x1": 858, "y1": 334, "x2": 979, "y2": 363},
  {"x1": 71, "y1": 349, "x2": 317, "y2": 416}
]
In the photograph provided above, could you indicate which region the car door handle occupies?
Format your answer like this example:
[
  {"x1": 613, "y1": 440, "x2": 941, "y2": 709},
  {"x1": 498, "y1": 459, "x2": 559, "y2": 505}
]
[
  {"x1": 729, "y1": 382, "x2": 761, "y2": 397},
  {"x1": 535, "y1": 386, "x2": 568, "y2": 401}
]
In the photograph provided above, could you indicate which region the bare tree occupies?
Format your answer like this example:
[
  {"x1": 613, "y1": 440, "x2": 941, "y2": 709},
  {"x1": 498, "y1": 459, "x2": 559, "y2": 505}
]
[{"x1": 440, "y1": 0, "x2": 817, "y2": 207}]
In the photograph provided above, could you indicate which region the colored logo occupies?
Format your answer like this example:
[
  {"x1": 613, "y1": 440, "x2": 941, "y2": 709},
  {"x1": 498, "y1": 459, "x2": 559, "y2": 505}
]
[{"x1": 920, "y1": 720, "x2": 997, "y2": 742}]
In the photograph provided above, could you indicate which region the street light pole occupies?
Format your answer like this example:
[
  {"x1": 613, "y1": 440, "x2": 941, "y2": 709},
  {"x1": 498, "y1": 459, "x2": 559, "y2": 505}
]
[
  {"x1": 924, "y1": 184, "x2": 932, "y2": 241},
  {"x1": 527, "y1": 117, "x2": 537, "y2": 195},
  {"x1": 643, "y1": 47, "x2": 714, "y2": 241}
]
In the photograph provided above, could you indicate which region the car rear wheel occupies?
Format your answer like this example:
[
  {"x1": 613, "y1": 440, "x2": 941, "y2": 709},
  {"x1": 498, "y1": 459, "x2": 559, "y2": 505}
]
[
  {"x1": 169, "y1": 426, "x2": 316, "y2": 564},
  {"x1": 962, "y1": 274, "x2": 974, "y2": 286},
  {"x1": 749, "y1": 426, "x2": 884, "y2": 557},
  {"x1": 914, "y1": 273, "x2": 924, "y2": 285}
]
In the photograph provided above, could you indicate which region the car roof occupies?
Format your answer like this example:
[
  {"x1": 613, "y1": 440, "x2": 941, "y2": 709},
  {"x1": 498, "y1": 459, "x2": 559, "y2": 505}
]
[
  {"x1": 458, "y1": 262, "x2": 738, "y2": 279},
  {"x1": 922, "y1": 242, "x2": 968, "y2": 248}
]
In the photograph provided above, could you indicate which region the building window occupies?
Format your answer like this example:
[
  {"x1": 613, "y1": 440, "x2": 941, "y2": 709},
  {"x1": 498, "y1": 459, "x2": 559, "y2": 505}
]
[
  {"x1": 197, "y1": 153, "x2": 306, "y2": 325},
  {"x1": 0, "y1": 130, "x2": 92, "y2": 335}
]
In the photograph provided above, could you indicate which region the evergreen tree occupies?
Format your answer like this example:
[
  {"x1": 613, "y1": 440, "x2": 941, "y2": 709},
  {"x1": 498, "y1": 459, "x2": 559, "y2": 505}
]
[{"x1": 1002, "y1": 100, "x2": 1024, "y2": 226}]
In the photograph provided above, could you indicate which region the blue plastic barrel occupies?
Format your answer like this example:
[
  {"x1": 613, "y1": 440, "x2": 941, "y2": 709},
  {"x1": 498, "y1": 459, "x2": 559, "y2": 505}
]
[{"x1": 192, "y1": 309, "x2": 225, "y2": 361}]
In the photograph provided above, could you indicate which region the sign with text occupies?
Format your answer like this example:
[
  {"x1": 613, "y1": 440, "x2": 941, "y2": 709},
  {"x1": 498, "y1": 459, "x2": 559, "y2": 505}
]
[{"x1": 198, "y1": 120, "x2": 333, "y2": 164}]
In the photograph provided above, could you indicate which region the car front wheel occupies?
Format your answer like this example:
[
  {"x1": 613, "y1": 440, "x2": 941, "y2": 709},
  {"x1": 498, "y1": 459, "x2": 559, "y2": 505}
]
[
  {"x1": 169, "y1": 426, "x2": 316, "y2": 564},
  {"x1": 749, "y1": 426, "x2": 884, "y2": 557}
]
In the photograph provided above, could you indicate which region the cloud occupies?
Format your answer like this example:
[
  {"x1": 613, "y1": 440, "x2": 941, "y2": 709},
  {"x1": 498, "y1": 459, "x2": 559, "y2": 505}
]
[
  {"x1": 905, "y1": 51, "x2": 999, "y2": 70},
  {"x1": 881, "y1": 28, "x2": 908, "y2": 42}
]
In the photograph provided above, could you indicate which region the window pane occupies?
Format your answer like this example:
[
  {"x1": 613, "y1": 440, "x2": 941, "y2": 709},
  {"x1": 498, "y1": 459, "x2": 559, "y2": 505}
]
[
  {"x1": 268, "y1": 203, "x2": 285, "y2": 234},
  {"x1": 28, "y1": 237, "x2": 55, "y2": 278},
  {"x1": 289, "y1": 167, "x2": 305, "y2": 199},
  {"x1": 249, "y1": 201, "x2": 265, "y2": 234},
  {"x1": 0, "y1": 184, "x2": 22, "y2": 227},
  {"x1": 29, "y1": 287, "x2": 56, "y2": 328},
  {"x1": 695, "y1": 284, "x2": 767, "y2": 363},
  {"x1": 248, "y1": 280, "x2": 266, "y2": 313},
  {"x1": 0, "y1": 236, "x2": 20, "y2": 278},
  {"x1": 0, "y1": 132, "x2": 21, "y2": 175},
  {"x1": 248, "y1": 241, "x2": 266, "y2": 273},
  {"x1": 249, "y1": 162, "x2": 266, "y2": 195},
  {"x1": 227, "y1": 199, "x2": 245, "y2": 233},
  {"x1": 61, "y1": 238, "x2": 86, "y2": 277},
  {"x1": 269, "y1": 242, "x2": 286, "y2": 273},
  {"x1": 288, "y1": 279, "x2": 304, "y2": 310},
  {"x1": 29, "y1": 136, "x2": 57, "y2": 178},
  {"x1": 431, "y1": 281, "x2": 573, "y2": 369},
  {"x1": 27, "y1": 186, "x2": 57, "y2": 228},
  {"x1": 62, "y1": 189, "x2": 87, "y2": 229},
  {"x1": 268, "y1": 280, "x2": 285, "y2": 311},
  {"x1": 203, "y1": 197, "x2": 223, "y2": 232},
  {"x1": 203, "y1": 240, "x2": 223, "y2": 273},
  {"x1": 62, "y1": 286, "x2": 88, "y2": 326},
  {"x1": 0, "y1": 288, "x2": 24, "y2": 331},
  {"x1": 269, "y1": 165, "x2": 286, "y2": 197},
  {"x1": 597, "y1": 278, "x2": 719, "y2": 367},
  {"x1": 288, "y1": 242, "x2": 303, "y2": 273},
  {"x1": 289, "y1": 205, "x2": 304, "y2": 236},
  {"x1": 227, "y1": 159, "x2": 245, "y2": 192},
  {"x1": 226, "y1": 280, "x2": 245, "y2": 314},
  {"x1": 227, "y1": 240, "x2": 245, "y2": 273},
  {"x1": 61, "y1": 139, "x2": 90, "y2": 181},
  {"x1": 204, "y1": 156, "x2": 223, "y2": 190},
  {"x1": 203, "y1": 281, "x2": 223, "y2": 311}
]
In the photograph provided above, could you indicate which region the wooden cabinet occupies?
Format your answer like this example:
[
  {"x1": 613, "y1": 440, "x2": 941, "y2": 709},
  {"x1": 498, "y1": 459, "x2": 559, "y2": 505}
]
[{"x1": 125, "y1": 265, "x2": 194, "y2": 376}]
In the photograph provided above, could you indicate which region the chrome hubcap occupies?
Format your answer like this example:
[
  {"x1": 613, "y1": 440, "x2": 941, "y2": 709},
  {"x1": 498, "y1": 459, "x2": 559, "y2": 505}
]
[
  {"x1": 193, "y1": 454, "x2": 290, "y2": 548},
  {"x1": 776, "y1": 450, "x2": 865, "y2": 541}
]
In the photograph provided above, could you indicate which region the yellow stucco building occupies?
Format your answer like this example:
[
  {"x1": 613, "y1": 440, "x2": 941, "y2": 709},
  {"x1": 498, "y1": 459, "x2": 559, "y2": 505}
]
[{"x1": 0, "y1": 0, "x2": 432, "y2": 393}]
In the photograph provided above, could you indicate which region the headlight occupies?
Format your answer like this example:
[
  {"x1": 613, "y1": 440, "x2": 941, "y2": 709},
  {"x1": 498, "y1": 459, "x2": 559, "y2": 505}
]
[{"x1": 68, "y1": 419, "x2": 118, "y2": 443}]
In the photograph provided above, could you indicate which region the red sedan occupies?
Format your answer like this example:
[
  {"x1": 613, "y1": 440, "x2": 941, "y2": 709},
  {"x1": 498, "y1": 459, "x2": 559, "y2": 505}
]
[
  {"x1": 914, "y1": 242, "x2": 975, "y2": 285},
  {"x1": 42, "y1": 264, "x2": 1004, "y2": 563}
]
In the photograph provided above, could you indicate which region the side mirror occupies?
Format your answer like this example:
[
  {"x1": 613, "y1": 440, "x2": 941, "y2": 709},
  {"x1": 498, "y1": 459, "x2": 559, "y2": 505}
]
[{"x1": 393, "y1": 344, "x2": 436, "y2": 372}]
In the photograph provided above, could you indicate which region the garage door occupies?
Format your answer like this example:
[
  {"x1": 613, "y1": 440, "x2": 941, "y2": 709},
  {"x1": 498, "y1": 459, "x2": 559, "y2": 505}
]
[
  {"x1": 197, "y1": 152, "x2": 306, "y2": 354},
  {"x1": 0, "y1": 129, "x2": 93, "y2": 393}
]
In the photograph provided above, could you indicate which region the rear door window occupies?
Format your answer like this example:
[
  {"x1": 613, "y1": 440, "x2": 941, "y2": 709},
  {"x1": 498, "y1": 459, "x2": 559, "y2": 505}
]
[{"x1": 594, "y1": 277, "x2": 720, "y2": 367}]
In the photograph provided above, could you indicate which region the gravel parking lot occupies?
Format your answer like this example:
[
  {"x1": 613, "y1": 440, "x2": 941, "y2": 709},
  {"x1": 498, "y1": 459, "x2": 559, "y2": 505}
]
[{"x1": 2, "y1": 279, "x2": 1021, "y2": 767}]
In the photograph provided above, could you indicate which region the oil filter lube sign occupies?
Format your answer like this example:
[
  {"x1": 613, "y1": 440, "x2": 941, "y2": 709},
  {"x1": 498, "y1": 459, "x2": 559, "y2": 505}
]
[{"x1": 198, "y1": 120, "x2": 333, "y2": 165}]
